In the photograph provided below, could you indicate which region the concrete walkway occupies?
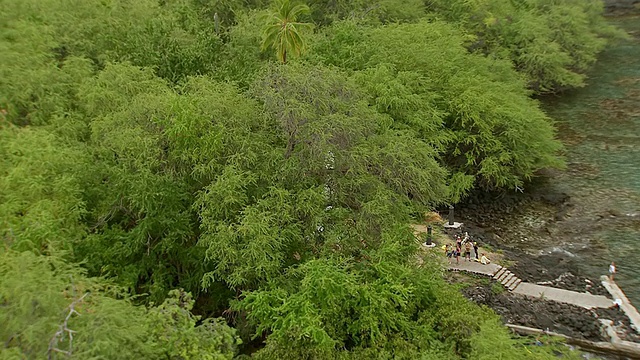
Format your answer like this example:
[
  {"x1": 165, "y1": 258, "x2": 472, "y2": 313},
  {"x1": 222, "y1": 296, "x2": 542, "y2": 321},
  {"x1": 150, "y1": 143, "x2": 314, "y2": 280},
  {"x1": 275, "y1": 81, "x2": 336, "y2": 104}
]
[
  {"x1": 448, "y1": 259, "x2": 502, "y2": 276},
  {"x1": 449, "y1": 261, "x2": 614, "y2": 309},
  {"x1": 602, "y1": 276, "x2": 640, "y2": 333},
  {"x1": 513, "y1": 283, "x2": 613, "y2": 309},
  {"x1": 448, "y1": 261, "x2": 524, "y2": 290}
]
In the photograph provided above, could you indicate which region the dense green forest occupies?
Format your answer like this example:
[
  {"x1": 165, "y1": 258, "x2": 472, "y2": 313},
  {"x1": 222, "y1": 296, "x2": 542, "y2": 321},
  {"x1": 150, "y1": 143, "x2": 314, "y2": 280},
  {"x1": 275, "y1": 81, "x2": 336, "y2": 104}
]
[{"x1": 0, "y1": 0, "x2": 624, "y2": 358}]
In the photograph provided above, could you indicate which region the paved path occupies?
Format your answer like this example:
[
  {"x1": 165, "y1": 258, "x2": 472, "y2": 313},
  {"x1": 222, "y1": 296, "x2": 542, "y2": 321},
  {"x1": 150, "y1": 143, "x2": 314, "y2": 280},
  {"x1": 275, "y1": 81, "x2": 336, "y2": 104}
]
[
  {"x1": 602, "y1": 276, "x2": 640, "y2": 333},
  {"x1": 448, "y1": 259, "x2": 501, "y2": 276},
  {"x1": 449, "y1": 261, "x2": 614, "y2": 309},
  {"x1": 448, "y1": 260, "x2": 523, "y2": 290},
  {"x1": 513, "y1": 283, "x2": 613, "y2": 309}
]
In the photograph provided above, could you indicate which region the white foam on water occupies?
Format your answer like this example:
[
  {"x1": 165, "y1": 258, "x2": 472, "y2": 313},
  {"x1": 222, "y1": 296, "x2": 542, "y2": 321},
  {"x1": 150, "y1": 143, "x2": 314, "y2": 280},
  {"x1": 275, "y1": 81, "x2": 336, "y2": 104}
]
[{"x1": 538, "y1": 246, "x2": 577, "y2": 258}]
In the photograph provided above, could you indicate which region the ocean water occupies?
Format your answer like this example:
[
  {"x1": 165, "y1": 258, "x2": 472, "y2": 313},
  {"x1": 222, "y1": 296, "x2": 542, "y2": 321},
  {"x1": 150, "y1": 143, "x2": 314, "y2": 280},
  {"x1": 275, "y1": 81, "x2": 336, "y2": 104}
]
[{"x1": 541, "y1": 16, "x2": 640, "y2": 307}]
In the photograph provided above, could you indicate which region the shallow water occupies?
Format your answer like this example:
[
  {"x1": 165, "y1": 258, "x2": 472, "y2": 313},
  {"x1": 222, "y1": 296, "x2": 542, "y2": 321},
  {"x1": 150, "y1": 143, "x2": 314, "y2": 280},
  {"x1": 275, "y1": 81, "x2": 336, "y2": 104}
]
[{"x1": 540, "y1": 16, "x2": 640, "y2": 307}]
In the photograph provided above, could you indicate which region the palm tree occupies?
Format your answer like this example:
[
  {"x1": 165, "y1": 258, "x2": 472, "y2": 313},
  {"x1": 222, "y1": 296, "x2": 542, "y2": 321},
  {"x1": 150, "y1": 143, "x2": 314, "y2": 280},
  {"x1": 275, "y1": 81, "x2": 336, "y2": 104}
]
[{"x1": 261, "y1": 0, "x2": 313, "y2": 64}]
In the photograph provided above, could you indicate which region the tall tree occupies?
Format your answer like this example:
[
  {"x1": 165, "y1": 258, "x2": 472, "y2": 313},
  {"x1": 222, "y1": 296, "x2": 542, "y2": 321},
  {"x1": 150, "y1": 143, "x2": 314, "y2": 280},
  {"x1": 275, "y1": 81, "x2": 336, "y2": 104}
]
[{"x1": 261, "y1": 0, "x2": 313, "y2": 64}]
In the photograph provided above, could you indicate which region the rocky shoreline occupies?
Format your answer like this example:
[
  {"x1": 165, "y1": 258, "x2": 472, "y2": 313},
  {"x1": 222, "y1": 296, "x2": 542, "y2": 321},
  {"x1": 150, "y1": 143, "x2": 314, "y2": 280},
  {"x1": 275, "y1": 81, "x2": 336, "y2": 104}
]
[
  {"x1": 452, "y1": 178, "x2": 615, "y2": 296},
  {"x1": 458, "y1": 276, "x2": 639, "y2": 344},
  {"x1": 603, "y1": 0, "x2": 640, "y2": 15},
  {"x1": 442, "y1": 185, "x2": 640, "y2": 346}
]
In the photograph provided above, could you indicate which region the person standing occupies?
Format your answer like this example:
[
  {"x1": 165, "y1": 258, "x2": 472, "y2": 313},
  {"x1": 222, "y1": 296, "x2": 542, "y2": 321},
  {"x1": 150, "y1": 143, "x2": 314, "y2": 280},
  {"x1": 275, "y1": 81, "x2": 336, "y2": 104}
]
[
  {"x1": 473, "y1": 242, "x2": 479, "y2": 260},
  {"x1": 609, "y1": 262, "x2": 616, "y2": 281},
  {"x1": 464, "y1": 242, "x2": 471, "y2": 261}
]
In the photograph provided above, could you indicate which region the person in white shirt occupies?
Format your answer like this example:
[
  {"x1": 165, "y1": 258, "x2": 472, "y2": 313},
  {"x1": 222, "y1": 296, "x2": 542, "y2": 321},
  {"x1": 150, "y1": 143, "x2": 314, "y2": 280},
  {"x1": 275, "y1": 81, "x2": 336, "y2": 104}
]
[
  {"x1": 609, "y1": 262, "x2": 616, "y2": 281},
  {"x1": 480, "y1": 253, "x2": 491, "y2": 265}
]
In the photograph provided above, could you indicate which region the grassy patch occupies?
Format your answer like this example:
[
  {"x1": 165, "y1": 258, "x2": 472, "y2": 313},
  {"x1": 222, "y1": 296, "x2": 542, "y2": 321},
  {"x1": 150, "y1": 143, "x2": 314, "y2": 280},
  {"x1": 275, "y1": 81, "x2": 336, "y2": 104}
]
[{"x1": 491, "y1": 282, "x2": 505, "y2": 295}]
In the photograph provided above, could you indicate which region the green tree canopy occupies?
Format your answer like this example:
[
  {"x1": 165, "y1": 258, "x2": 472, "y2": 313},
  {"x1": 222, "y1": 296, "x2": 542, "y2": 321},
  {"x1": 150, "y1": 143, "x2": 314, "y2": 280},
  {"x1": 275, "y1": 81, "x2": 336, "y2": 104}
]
[
  {"x1": 424, "y1": 0, "x2": 626, "y2": 93},
  {"x1": 0, "y1": 250, "x2": 239, "y2": 359},
  {"x1": 311, "y1": 20, "x2": 563, "y2": 194},
  {"x1": 0, "y1": 0, "x2": 620, "y2": 357}
]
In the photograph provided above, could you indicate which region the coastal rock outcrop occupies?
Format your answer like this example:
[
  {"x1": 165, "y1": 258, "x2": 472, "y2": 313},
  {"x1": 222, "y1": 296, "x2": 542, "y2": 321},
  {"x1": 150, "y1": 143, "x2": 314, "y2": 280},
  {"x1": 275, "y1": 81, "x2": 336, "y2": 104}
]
[{"x1": 603, "y1": 0, "x2": 640, "y2": 14}]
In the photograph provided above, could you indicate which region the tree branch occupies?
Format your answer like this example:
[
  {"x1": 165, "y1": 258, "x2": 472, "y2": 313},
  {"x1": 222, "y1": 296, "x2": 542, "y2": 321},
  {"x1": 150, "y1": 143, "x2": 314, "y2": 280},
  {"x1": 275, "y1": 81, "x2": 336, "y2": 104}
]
[{"x1": 47, "y1": 293, "x2": 88, "y2": 360}]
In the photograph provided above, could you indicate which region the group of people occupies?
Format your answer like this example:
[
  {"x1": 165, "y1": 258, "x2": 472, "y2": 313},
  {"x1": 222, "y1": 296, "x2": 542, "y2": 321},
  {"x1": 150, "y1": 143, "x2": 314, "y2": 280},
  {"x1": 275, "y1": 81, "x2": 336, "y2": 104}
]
[{"x1": 443, "y1": 232, "x2": 491, "y2": 265}]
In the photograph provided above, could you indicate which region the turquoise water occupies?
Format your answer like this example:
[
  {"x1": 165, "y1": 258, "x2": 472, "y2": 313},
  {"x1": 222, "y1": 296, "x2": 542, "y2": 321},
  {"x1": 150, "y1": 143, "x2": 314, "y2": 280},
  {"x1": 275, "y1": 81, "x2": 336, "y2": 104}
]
[{"x1": 542, "y1": 16, "x2": 640, "y2": 306}]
